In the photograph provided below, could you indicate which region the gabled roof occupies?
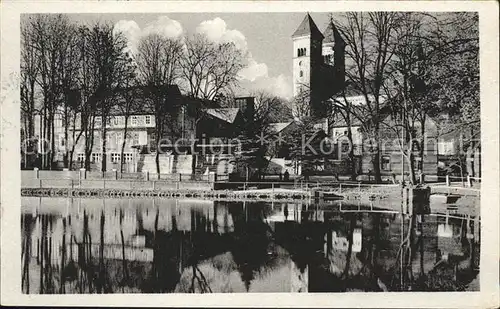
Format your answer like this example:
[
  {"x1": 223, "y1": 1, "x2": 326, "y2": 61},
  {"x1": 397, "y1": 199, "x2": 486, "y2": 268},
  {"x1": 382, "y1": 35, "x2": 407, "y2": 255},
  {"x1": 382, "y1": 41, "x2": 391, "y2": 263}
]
[
  {"x1": 205, "y1": 108, "x2": 240, "y2": 124},
  {"x1": 270, "y1": 122, "x2": 294, "y2": 133},
  {"x1": 323, "y1": 21, "x2": 346, "y2": 46},
  {"x1": 292, "y1": 13, "x2": 324, "y2": 39}
]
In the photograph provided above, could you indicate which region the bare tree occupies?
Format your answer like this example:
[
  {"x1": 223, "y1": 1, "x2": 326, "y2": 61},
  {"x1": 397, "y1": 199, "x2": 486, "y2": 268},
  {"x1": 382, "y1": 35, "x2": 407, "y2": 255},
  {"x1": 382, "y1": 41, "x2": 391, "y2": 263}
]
[
  {"x1": 86, "y1": 23, "x2": 132, "y2": 172},
  {"x1": 336, "y1": 12, "x2": 399, "y2": 183},
  {"x1": 292, "y1": 85, "x2": 313, "y2": 120},
  {"x1": 116, "y1": 70, "x2": 139, "y2": 174},
  {"x1": 181, "y1": 34, "x2": 245, "y2": 100},
  {"x1": 59, "y1": 26, "x2": 81, "y2": 169},
  {"x1": 330, "y1": 87, "x2": 359, "y2": 180},
  {"x1": 20, "y1": 17, "x2": 40, "y2": 168},
  {"x1": 136, "y1": 33, "x2": 184, "y2": 175},
  {"x1": 381, "y1": 12, "x2": 479, "y2": 183},
  {"x1": 30, "y1": 14, "x2": 76, "y2": 169}
]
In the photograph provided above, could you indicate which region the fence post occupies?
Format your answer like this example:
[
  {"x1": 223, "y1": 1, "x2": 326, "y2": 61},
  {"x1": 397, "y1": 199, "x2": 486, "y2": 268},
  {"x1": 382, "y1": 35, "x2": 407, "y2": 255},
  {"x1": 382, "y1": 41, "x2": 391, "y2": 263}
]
[
  {"x1": 339, "y1": 183, "x2": 342, "y2": 194},
  {"x1": 467, "y1": 175, "x2": 472, "y2": 188},
  {"x1": 145, "y1": 170, "x2": 149, "y2": 181},
  {"x1": 445, "y1": 174, "x2": 450, "y2": 186},
  {"x1": 39, "y1": 179, "x2": 42, "y2": 188},
  {"x1": 34, "y1": 167, "x2": 39, "y2": 179},
  {"x1": 178, "y1": 173, "x2": 182, "y2": 182},
  {"x1": 358, "y1": 182, "x2": 361, "y2": 193},
  {"x1": 112, "y1": 169, "x2": 118, "y2": 180}
]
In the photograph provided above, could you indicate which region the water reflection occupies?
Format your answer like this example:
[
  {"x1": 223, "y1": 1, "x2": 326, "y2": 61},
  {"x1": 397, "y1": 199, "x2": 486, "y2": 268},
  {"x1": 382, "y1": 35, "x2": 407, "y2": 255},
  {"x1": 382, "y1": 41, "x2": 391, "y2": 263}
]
[{"x1": 21, "y1": 197, "x2": 480, "y2": 293}]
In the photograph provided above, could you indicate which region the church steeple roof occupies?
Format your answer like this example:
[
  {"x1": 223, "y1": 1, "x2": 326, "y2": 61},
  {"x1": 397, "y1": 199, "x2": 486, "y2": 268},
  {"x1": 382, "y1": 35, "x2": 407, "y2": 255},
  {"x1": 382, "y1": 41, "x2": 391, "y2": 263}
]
[
  {"x1": 323, "y1": 21, "x2": 346, "y2": 46},
  {"x1": 292, "y1": 13, "x2": 324, "y2": 39}
]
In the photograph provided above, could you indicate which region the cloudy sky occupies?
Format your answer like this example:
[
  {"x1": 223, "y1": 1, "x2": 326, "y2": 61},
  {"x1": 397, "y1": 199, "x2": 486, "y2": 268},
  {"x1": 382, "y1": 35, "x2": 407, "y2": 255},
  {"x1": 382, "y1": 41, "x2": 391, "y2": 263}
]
[{"x1": 68, "y1": 13, "x2": 331, "y2": 99}]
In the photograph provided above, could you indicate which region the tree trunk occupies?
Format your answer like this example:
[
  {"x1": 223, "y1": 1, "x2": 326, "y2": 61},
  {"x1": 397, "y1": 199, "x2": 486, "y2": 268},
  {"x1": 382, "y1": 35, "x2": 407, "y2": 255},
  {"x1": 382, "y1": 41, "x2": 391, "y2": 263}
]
[
  {"x1": 50, "y1": 109, "x2": 56, "y2": 170},
  {"x1": 342, "y1": 214, "x2": 357, "y2": 282},
  {"x1": 120, "y1": 117, "x2": 129, "y2": 174},
  {"x1": 155, "y1": 149, "x2": 161, "y2": 176},
  {"x1": 372, "y1": 126, "x2": 383, "y2": 183},
  {"x1": 155, "y1": 117, "x2": 162, "y2": 175},
  {"x1": 63, "y1": 103, "x2": 69, "y2": 169},
  {"x1": 101, "y1": 114, "x2": 108, "y2": 173},
  {"x1": 372, "y1": 150, "x2": 382, "y2": 183},
  {"x1": 98, "y1": 211, "x2": 105, "y2": 293},
  {"x1": 419, "y1": 113, "x2": 426, "y2": 177},
  {"x1": 345, "y1": 118, "x2": 357, "y2": 181},
  {"x1": 407, "y1": 151, "x2": 417, "y2": 185}
]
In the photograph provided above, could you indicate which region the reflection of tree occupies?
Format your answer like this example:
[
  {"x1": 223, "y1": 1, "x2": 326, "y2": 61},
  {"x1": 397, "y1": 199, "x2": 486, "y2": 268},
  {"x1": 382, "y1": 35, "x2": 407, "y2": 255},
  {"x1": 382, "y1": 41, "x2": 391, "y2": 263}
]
[
  {"x1": 228, "y1": 202, "x2": 280, "y2": 291},
  {"x1": 21, "y1": 214, "x2": 34, "y2": 293}
]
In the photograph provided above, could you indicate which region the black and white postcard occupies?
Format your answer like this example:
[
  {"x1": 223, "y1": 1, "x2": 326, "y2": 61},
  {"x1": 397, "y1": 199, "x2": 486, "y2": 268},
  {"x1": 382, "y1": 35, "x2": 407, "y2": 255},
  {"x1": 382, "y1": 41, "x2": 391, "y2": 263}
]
[{"x1": 1, "y1": 1, "x2": 498, "y2": 308}]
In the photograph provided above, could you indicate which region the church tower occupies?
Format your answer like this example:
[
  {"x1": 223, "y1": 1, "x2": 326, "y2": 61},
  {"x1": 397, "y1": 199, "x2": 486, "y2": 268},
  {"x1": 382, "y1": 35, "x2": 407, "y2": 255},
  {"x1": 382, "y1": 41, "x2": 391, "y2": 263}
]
[{"x1": 292, "y1": 13, "x2": 325, "y2": 119}]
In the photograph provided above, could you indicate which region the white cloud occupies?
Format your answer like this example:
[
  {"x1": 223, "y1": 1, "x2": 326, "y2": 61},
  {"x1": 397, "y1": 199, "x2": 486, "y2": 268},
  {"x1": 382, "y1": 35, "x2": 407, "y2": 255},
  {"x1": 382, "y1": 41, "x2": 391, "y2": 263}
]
[
  {"x1": 113, "y1": 16, "x2": 292, "y2": 99},
  {"x1": 142, "y1": 16, "x2": 183, "y2": 39},
  {"x1": 239, "y1": 58, "x2": 268, "y2": 82},
  {"x1": 113, "y1": 16, "x2": 183, "y2": 54},
  {"x1": 196, "y1": 17, "x2": 247, "y2": 51},
  {"x1": 239, "y1": 74, "x2": 293, "y2": 99},
  {"x1": 113, "y1": 20, "x2": 141, "y2": 54}
]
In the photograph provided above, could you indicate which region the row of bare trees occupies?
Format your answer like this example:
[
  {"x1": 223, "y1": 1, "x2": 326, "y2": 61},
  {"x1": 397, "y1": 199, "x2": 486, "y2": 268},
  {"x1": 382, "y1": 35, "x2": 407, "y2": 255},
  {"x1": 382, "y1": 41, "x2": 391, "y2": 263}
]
[
  {"x1": 290, "y1": 12, "x2": 478, "y2": 184},
  {"x1": 21, "y1": 14, "x2": 247, "y2": 173}
]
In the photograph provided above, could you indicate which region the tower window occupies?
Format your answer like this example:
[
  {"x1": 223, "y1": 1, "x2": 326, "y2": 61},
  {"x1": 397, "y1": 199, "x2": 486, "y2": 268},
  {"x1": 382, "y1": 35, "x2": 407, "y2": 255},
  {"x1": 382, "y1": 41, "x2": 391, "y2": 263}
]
[
  {"x1": 299, "y1": 70, "x2": 303, "y2": 77},
  {"x1": 297, "y1": 48, "x2": 307, "y2": 57}
]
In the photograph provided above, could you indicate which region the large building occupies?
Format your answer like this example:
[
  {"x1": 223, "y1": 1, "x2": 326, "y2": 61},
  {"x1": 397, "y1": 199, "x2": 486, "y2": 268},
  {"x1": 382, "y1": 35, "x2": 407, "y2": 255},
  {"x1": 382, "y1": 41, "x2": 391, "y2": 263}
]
[
  {"x1": 30, "y1": 85, "x2": 253, "y2": 176},
  {"x1": 291, "y1": 13, "x2": 345, "y2": 119},
  {"x1": 288, "y1": 14, "x2": 478, "y2": 178}
]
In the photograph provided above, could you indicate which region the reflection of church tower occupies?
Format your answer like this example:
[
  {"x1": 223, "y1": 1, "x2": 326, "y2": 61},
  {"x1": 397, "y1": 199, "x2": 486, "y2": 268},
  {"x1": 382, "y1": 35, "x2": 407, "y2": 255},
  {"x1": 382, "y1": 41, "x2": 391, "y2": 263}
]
[
  {"x1": 292, "y1": 13, "x2": 346, "y2": 120},
  {"x1": 292, "y1": 13, "x2": 325, "y2": 118}
]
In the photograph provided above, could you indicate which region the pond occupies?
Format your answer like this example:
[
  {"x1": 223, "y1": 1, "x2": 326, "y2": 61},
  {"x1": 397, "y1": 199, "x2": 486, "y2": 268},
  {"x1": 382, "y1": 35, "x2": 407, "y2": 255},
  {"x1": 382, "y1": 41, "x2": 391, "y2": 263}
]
[{"x1": 21, "y1": 197, "x2": 480, "y2": 293}]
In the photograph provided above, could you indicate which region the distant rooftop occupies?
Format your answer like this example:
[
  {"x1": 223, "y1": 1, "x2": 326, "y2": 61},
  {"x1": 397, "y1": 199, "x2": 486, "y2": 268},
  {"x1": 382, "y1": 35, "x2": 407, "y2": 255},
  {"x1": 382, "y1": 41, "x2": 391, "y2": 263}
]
[
  {"x1": 270, "y1": 122, "x2": 293, "y2": 133},
  {"x1": 205, "y1": 108, "x2": 240, "y2": 123}
]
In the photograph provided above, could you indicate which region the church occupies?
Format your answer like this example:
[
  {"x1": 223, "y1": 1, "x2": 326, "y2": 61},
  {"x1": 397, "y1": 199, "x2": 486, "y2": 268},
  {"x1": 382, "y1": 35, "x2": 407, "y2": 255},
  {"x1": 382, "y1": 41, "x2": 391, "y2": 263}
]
[
  {"x1": 291, "y1": 13, "x2": 346, "y2": 119},
  {"x1": 286, "y1": 14, "x2": 448, "y2": 179}
]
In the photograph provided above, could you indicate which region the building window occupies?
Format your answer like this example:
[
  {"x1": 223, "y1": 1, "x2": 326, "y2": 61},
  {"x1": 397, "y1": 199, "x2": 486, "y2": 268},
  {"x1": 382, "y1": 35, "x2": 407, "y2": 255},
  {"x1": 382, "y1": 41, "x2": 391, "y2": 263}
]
[
  {"x1": 412, "y1": 140, "x2": 421, "y2": 152},
  {"x1": 132, "y1": 132, "x2": 140, "y2": 145},
  {"x1": 341, "y1": 142, "x2": 349, "y2": 153},
  {"x1": 115, "y1": 132, "x2": 123, "y2": 148},
  {"x1": 106, "y1": 116, "x2": 111, "y2": 127},
  {"x1": 77, "y1": 153, "x2": 85, "y2": 162},
  {"x1": 131, "y1": 116, "x2": 138, "y2": 126},
  {"x1": 415, "y1": 157, "x2": 423, "y2": 170},
  {"x1": 123, "y1": 153, "x2": 133, "y2": 162},
  {"x1": 297, "y1": 48, "x2": 307, "y2": 57},
  {"x1": 113, "y1": 117, "x2": 119, "y2": 126},
  {"x1": 382, "y1": 156, "x2": 391, "y2": 171},
  {"x1": 299, "y1": 70, "x2": 303, "y2": 77},
  {"x1": 95, "y1": 116, "x2": 102, "y2": 127},
  {"x1": 145, "y1": 115, "x2": 151, "y2": 125},
  {"x1": 111, "y1": 152, "x2": 121, "y2": 163},
  {"x1": 91, "y1": 153, "x2": 101, "y2": 163}
]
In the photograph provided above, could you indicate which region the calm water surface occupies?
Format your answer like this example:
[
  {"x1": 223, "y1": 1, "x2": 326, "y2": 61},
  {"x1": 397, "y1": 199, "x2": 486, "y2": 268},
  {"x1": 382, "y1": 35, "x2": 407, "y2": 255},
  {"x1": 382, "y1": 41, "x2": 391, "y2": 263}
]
[{"x1": 21, "y1": 197, "x2": 480, "y2": 293}]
